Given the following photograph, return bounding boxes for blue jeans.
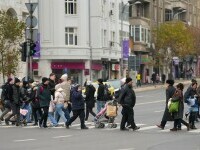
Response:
[21,103,32,122]
[55,104,67,123]
[96,101,106,114]
[48,112,58,126]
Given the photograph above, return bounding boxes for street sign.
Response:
[25,29,38,42]
[26,16,37,28]
[25,3,38,14]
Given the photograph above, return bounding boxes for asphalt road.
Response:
[0,84,200,150]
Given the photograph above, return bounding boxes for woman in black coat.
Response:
[85,81,96,121]
[157,79,176,129]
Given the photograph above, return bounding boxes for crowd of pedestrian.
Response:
[0,72,199,132]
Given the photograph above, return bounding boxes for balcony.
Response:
[171,1,187,10]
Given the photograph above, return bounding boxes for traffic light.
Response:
[30,41,36,56]
[20,42,27,62]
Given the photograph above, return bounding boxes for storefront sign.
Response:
[51,62,85,69]
[112,64,120,71]
[141,55,150,64]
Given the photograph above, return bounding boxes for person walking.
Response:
[65,84,88,129]
[118,77,140,131]
[56,74,71,122]
[53,85,68,124]
[48,73,56,99]
[151,72,156,86]
[0,78,14,123]
[38,77,51,128]
[96,79,106,113]
[30,82,42,126]
[170,83,190,131]
[156,79,176,129]
[84,81,96,121]
[5,78,21,126]
[184,81,198,129]
[136,73,141,87]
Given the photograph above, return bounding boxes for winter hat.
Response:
[42,77,49,83]
[60,74,68,81]
[97,79,103,84]
[7,78,13,83]
[166,79,174,86]
[15,78,20,84]
[126,77,132,84]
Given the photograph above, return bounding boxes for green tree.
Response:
[0,10,25,83]
[152,21,195,77]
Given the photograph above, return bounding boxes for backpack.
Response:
[1,84,8,102]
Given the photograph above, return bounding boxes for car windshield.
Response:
[107,79,121,89]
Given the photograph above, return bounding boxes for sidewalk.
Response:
[133,78,199,92]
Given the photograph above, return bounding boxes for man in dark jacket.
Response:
[38,77,51,128]
[5,78,21,126]
[66,84,88,129]
[0,78,14,122]
[48,73,56,99]
[157,79,176,129]
[85,81,96,121]
[96,79,106,113]
[119,77,140,131]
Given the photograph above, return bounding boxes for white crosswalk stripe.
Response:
[0,121,200,134]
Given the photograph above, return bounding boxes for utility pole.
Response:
[25,2,38,80]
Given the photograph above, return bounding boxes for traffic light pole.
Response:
[26,40,30,81]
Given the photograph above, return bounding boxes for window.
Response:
[65,0,77,14]
[65,27,77,45]
[103,30,107,47]
[134,25,140,41]
[111,31,115,47]
[131,25,150,43]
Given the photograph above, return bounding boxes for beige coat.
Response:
[60,81,71,102]
[54,88,66,104]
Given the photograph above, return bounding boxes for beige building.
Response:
[129,0,200,82]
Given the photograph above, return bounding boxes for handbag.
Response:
[106,105,117,117]
[168,98,179,113]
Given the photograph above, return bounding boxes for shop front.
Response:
[51,62,85,84]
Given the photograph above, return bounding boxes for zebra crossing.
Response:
[0,121,200,134]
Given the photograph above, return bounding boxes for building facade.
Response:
[129,0,200,82]
[36,0,130,84]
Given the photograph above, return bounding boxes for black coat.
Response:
[71,88,85,110]
[11,84,21,105]
[85,85,96,108]
[97,83,105,101]
[118,84,136,108]
[48,79,56,97]
[162,85,176,121]
[30,88,40,108]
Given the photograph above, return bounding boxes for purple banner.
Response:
[123,40,129,59]
[33,33,40,58]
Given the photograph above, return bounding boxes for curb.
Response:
[134,79,198,92]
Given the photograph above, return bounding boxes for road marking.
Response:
[14,139,36,142]
[139,125,157,131]
[154,110,164,113]
[189,129,200,133]
[52,135,72,139]
[136,100,165,106]
[117,148,135,150]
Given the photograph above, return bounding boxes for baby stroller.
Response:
[94,100,118,128]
